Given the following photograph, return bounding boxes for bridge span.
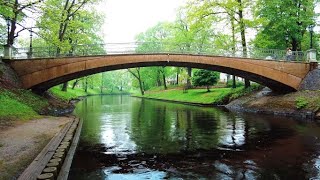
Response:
[1,43,318,93]
[6,53,317,93]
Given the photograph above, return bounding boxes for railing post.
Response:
[307,49,317,62]
[3,45,12,59]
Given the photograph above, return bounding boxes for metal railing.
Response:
[0,42,307,62]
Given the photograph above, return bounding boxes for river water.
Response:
[69,95,320,179]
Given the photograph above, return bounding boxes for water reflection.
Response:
[69,95,320,179]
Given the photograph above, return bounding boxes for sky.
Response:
[99,0,186,43]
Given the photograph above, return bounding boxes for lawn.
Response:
[134,88,232,104]
[0,88,47,121]
[134,84,261,105]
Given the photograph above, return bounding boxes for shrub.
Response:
[295,97,308,109]
[226,80,244,88]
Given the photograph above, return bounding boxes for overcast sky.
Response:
[99,0,186,43]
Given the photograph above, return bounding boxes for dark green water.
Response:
[69,95,320,179]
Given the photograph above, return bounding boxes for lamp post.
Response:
[285,34,289,47]
[6,18,10,42]
[28,28,33,58]
[308,24,315,49]
[4,18,12,59]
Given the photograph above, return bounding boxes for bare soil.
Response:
[226,88,320,119]
[0,116,72,180]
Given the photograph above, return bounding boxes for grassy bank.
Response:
[49,86,129,101]
[0,88,48,123]
[134,85,261,105]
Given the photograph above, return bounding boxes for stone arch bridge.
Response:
[5,53,317,93]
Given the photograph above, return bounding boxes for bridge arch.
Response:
[7,54,313,93]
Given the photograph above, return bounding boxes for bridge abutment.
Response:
[299,67,320,91]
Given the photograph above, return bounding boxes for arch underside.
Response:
[30,61,297,94]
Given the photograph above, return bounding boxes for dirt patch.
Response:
[0,116,72,180]
[226,88,320,119]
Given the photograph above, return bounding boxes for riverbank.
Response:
[133,85,261,106]
[226,88,320,120]
[49,86,130,102]
[0,116,72,179]
[133,86,320,120]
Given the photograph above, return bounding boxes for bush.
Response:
[295,97,308,109]
[226,80,244,88]
[229,84,261,101]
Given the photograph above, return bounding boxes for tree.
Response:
[38,0,104,91]
[171,8,215,89]
[253,0,317,51]
[192,69,220,92]
[186,0,255,88]
[128,68,144,95]
[0,0,44,46]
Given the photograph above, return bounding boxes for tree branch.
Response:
[18,0,44,12]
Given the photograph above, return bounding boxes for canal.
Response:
[69,95,320,179]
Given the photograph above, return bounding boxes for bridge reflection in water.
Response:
[69,95,320,180]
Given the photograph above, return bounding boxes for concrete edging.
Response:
[18,117,82,180]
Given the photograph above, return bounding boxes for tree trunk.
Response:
[72,79,79,89]
[237,0,250,88]
[176,68,180,85]
[157,69,162,86]
[186,67,192,89]
[85,77,88,93]
[238,0,247,57]
[61,82,68,91]
[226,74,230,84]
[140,80,144,95]
[230,12,237,89]
[128,68,144,95]
[291,38,299,51]
[207,85,210,92]
[100,73,104,94]
[162,71,167,90]
[245,79,250,88]
[119,81,123,91]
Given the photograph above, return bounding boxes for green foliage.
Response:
[192,69,220,91]
[226,80,244,88]
[253,0,316,50]
[135,88,234,104]
[0,0,41,45]
[37,0,104,54]
[50,86,88,101]
[49,84,130,101]
[295,97,309,109]
[0,88,48,120]
[134,84,261,105]
[228,84,261,101]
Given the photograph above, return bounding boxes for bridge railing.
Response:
[0,42,307,62]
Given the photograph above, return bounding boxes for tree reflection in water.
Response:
[70,95,320,180]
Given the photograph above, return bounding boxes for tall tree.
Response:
[38,0,104,91]
[253,0,317,51]
[186,0,255,88]
[0,0,43,46]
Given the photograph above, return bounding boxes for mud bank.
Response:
[226,88,320,120]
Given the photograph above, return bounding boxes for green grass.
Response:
[49,86,130,101]
[0,88,48,121]
[134,84,261,105]
[295,96,309,109]
[49,86,88,101]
